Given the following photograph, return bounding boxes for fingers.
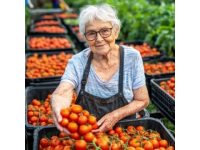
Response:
[55,108,62,123]
[97,116,106,127]
[52,108,71,135]
[92,116,110,133]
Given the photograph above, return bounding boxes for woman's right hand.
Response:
[50,81,75,135]
[51,101,71,135]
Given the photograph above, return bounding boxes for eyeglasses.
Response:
[84,28,113,41]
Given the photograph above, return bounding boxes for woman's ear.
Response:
[114,26,119,40]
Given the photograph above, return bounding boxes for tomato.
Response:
[28,111,34,118]
[115,126,123,134]
[82,110,90,117]
[40,115,48,123]
[74,140,87,150]
[63,146,71,150]
[107,129,115,135]
[135,126,145,131]
[79,125,89,135]
[92,122,98,130]
[143,141,153,150]
[61,140,68,146]
[68,122,78,133]
[120,135,129,143]
[40,138,49,147]
[50,136,59,140]
[87,124,92,132]
[50,139,60,147]
[166,146,175,150]
[83,132,94,142]
[71,105,83,114]
[69,113,78,122]
[97,138,109,150]
[159,140,168,148]
[31,116,38,123]
[60,108,70,118]
[70,132,80,140]
[150,139,159,148]
[135,147,145,150]
[129,139,140,148]
[59,118,69,127]
[54,145,64,150]
[59,132,66,138]
[77,115,88,125]
[111,143,119,150]
[88,115,97,125]
[127,147,136,150]
[46,146,54,150]
[40,122,47,126]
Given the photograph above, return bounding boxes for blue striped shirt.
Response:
[61,45,145,103]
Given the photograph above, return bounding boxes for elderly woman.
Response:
[51,4,149,134]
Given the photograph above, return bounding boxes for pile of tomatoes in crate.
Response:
[34,20,59,26]
[38,105,175,150]
[34,26,65,33]
[159,77,175,98]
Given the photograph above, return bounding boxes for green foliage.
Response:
[67,0,175,57]
[25,5,30,37]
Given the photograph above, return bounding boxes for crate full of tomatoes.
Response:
[33,104,175,150]
[143,56,175,98]
[150,77,175,124]
[26,35,75,52]
[25,85,77,133]
[118,41,165,60]
[25,51,74,83]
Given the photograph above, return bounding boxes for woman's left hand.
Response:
[92,111,121,133]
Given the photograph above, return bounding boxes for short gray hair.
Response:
[79,4,121,36]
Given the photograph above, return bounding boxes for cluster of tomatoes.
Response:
[144,61,175,75]
[71,26,79,32]
[42,15,55,19]
[159,77,175,98]
[119,42,161,58]
[26,52,73,78]
[27,93,77,126]
[35,20,60,26]
[27,94,53,126]
[34,26,65,33]
[38,105,175,150]
[54,13,78,19]
[28,37,72,49]
[59,105,98,135]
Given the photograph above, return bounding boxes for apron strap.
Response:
[118,46,124,96]
[81,51,93,91]
[80,46,124,95]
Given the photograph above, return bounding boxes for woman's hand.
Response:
[51,100,71,135]
[50,81,75,135]
[92,111,121,133]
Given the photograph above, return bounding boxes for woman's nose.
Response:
[96,32,103,42]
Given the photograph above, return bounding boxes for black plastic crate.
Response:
[144,56,175,98]
[26,35,75,53]
[117,40,165,60]
[33,117,174,150]
[150,77,175,124]
[25,85,57,134]
[31,17,62,27]
[27,81,149,119]
[25,51,75,84]
[30,24,68,35]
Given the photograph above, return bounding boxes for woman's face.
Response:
[84,19,119,56]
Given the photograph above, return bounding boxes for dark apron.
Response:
[75,46,136,120]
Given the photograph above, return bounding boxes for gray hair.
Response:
[79,4,121,36]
